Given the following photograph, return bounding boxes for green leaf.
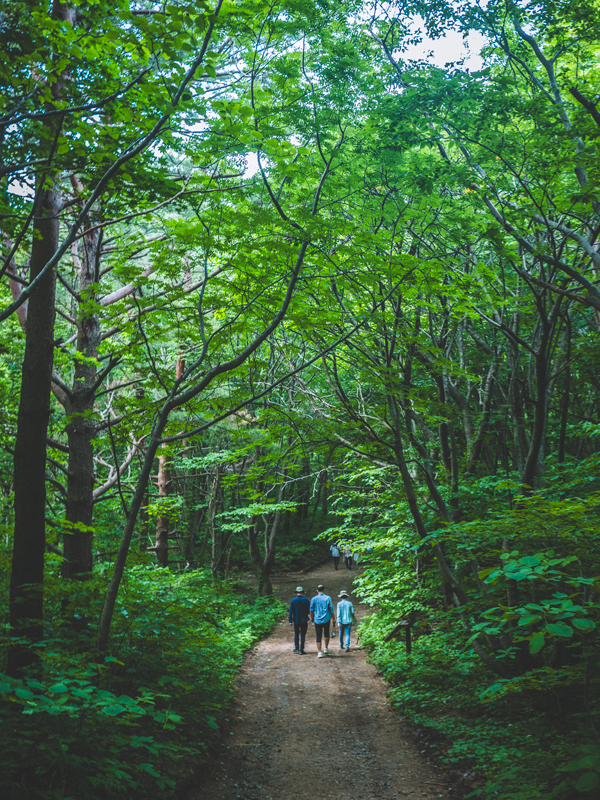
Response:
[529,633,545,654]
[15,687,34,701]
[517,614,541,626]
[546,622,573,637]
[48,684,69,694]
[572,619,596,632]
[581,746,600,757]
[520,556,540,567]
[576,772,599,792]
[138,763,161,778]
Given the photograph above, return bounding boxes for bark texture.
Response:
[62,210,101,578]
[8,187,60,674]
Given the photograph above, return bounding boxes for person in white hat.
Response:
[288,586,310,654]
[336,590,356,652]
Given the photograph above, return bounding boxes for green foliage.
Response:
[3,0,600,797]
[0,564,284,799]
[346,453,600,799]
[361,620,599,800]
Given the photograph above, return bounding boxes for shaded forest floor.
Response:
[185,562,456,800]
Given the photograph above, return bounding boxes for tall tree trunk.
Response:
[62,199,101,579]
[248,488,283,596]
[447,418,460,516]
[209,468,222,578]
[7,0,75,674]
[558,315,572,464]
[557,366,570,465]
[522,319,555,489]
[153,451,171,566]
[466,360,499,474]
[139,492,149,552]
[151,356,185,566]
[8,186,60,674]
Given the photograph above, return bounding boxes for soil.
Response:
[185,561,454,800]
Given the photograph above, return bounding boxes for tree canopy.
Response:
[1,0,600,797]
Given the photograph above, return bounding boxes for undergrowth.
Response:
[360,613,599,800]
[0,558,284,800]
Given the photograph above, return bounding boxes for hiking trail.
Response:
[186,561,454,800]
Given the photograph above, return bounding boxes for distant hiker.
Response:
[343,548,353,570]
[330,542,341,570]
[337,590,356,652]
[288,586,310,654]
[309,584,335,658]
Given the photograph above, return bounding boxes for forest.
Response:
[1,0,599,797]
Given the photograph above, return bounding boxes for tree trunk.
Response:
[558,316,572,464]
[209,468,222,577]
[466,360,499,474]
[62,209,102,579]
[139,492,149,551]
[558,366,570,464]
[321,467,328,517]
[248,519,265,592]
[522,330,551,490]
[151,354,186,566]
[153,451,171,566]
[7,0,75,674]
[8,186,60,674]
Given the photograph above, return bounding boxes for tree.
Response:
[2,0,225,672]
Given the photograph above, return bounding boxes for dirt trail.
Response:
[187,561,451,800]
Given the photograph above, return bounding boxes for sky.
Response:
[401,18,487,70]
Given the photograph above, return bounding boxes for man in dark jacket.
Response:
[288,586,310,654]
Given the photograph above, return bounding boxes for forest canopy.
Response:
[1,0,600,797]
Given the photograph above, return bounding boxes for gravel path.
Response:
[186,561,452,800]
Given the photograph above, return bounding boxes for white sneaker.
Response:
[323,647,329,654]
[317,652,324,658]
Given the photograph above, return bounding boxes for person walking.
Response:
[288,586,310,654]
[309,584,335,658]
[343,547,353,570]
[330,542,341,570]
[336,590,356,652]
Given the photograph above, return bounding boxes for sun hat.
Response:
[338,590,349,598]
[295,586,304,593]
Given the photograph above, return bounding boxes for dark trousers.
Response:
[294,622,308,651]
[333,556,339,570]
[345,557,353,570]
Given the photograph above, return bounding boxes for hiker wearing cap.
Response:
[330,542,341,570]
[288,586,310,654]
[309,584,335,658]
[337,590,356,652]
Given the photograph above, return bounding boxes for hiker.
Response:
[337,590,356,652]
[309,584,335,658]
[343,547,353,570]
[330,542,341,570]
[288,586,310,654]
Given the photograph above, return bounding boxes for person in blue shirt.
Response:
[309,584,335,658]
[288,586,310,654]
[330,542,341,570]
[336,589,356,652]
